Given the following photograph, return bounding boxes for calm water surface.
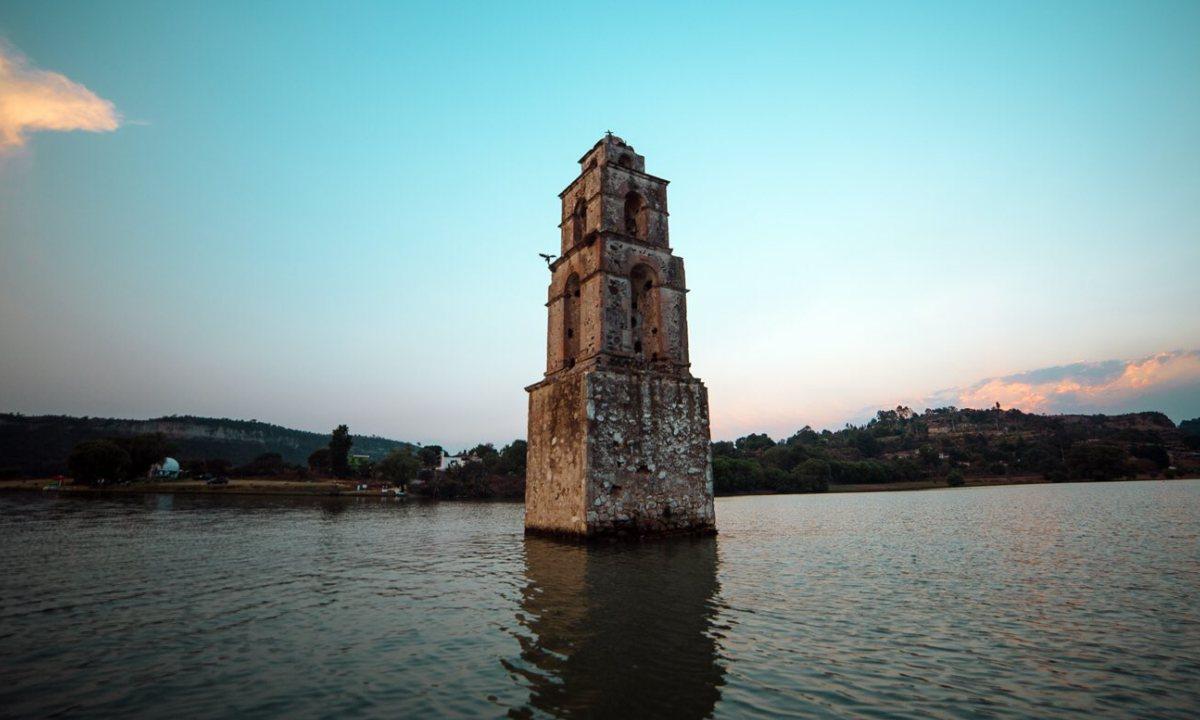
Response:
[1,481,1198,719]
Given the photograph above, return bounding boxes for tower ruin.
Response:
[525,135,716,539]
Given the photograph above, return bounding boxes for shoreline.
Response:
[2,473,1190,501]
[0,478,374,498]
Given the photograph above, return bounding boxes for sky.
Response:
[1,1,1198,448]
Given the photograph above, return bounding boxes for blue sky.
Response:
[1,1,1198,447]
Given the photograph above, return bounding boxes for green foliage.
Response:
[236,452,287,477]
[0,413,418,475]
[1066,443,1131,481]
[1129,443,1170,469]
[116,433,176,477]
[185,458,231,477]
[735,433,775,453]
[705,404,1189,496]
[713,457,764,493]
[794,457,831,492]
[947,468,965,487]
[418,445,444,468]
[329,425,353,478]
[496,440,527,477]
[406,439,526,499]
[917,445,938,466]
[307,447,330,474]
[377,449,422,488]
[785,426,821,446]
[468,443,500,472]
[711,441,737,458]
[68,440,131,484]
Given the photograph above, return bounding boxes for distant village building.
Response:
[438,452,475,471]
[524,135,715,539]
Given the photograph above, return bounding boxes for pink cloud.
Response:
[0,42,120,151]
[930,351,1200,416]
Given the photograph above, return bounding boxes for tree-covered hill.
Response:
[713,407,1200,494]
[0,414,415,477]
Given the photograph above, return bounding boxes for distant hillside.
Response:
[0,414,416,477]
[712,407,1200,494]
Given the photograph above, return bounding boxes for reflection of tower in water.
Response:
[506,537,724,718]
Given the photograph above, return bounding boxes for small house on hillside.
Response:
[439,452,477,471]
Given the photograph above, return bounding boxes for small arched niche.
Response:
[563,273,581,367]
[571,199,587,247]
[623,191,645,239]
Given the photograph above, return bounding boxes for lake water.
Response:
[1,481,1198,719]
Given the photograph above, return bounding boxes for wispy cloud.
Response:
[0,41,120,151]
[919,351,1200,418]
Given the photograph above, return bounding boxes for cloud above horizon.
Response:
[918,351,1200,420]
[0,42,120,151]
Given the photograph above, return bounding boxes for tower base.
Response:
[525,367,716,539]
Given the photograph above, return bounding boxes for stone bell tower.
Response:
[525,135,716,539]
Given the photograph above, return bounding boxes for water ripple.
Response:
[0,482,1197,718]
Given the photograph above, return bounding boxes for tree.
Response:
[68,440,131,484]
[735,433,775,454]
[947,468,965,487]
[497,440,527,477]
[237,453,286,477]
[793,458,831,492]
[329,425,353,478]
[186,458,231,477]
[918,445,939,467]
[1066,443,1129,481]
[308,447,331,475]
[377,449,421,489]
[785,426,820,446]
[468,443,500,471]
[711,440,738,459]
[117,433,176,477]
[418,445,444,468]
[713,457,764,493]
[1129,443,1170,470]
[850,429,881,458]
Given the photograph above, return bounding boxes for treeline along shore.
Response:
[2,407,1199,499]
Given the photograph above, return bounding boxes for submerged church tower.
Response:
[525,135,716,538]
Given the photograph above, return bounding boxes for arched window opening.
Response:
[563,273,581,367]
[624,191,644,239]
[571,199,586,247]
[629,264,659,361]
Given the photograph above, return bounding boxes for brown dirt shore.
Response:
[0,473,1111,498]
[721,473,1190,498]
[2,474,1188,500]
[0,478,395,498]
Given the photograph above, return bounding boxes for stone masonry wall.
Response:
[583,369,715,536]
[525,373,589,535]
